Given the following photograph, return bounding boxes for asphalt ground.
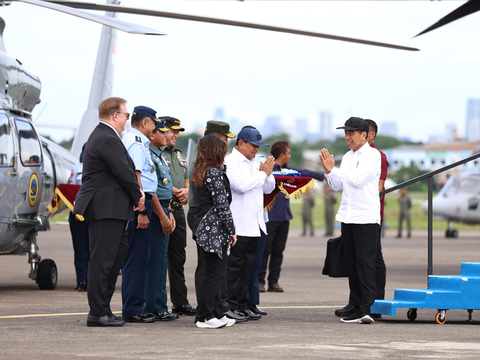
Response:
[1,223,480,359]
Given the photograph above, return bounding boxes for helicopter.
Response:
[422,171,480,239]
[0,0,477,290]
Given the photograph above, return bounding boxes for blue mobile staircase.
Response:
[370,262,480,324]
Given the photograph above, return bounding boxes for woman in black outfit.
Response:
[192,135,237,329]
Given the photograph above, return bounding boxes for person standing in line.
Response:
[323,186,336,237]
[397,187,412,238]
[319,116,380,324]
[301,192,315,237]
[160,116,196,316]
[334,119,388,319]
[144,118,178,321]
[225,126,275,321]
[68,143,89,292]
[258,141,324,293]
[192,135,237,328]
[74,97,144,327]
[121,106,162,324]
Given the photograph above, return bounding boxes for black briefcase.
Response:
[322,236,348,278]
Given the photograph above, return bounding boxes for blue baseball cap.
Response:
[155,119,170,133]
[237,127,269,147]
[132,106,157,121]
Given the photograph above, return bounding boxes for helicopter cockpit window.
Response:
[15,119,42,166]
[0,113,14,167]
[457,177,480,195]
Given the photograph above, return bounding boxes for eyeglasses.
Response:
[116,112,130,119]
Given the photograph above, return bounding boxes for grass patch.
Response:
[289,191,480,231]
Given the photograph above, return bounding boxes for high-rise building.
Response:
[295,118,308,141]
[213,107,225,122]
[445,123,457,143]
[466,99,480,142]
[262,116,283,137]
[380,121,398,138]
[318,111,333,141]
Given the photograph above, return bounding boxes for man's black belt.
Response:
[145,193,154,201]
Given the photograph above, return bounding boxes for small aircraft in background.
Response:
[422,172,480,238]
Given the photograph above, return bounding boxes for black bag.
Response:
[322,236,348,278]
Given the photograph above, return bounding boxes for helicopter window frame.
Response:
[14,118,42,167]
[0,112,15,168]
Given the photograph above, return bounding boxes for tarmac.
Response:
[1,223,480,359]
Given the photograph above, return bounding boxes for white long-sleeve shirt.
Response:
[326,142,381,225]
[225,148,275,237]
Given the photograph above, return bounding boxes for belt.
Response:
[160,199,171,206]
[171,201,183,208]
[145,192,154,201]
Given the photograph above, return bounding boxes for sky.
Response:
[2,0,480,143]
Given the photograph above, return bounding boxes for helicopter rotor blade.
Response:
[40,0,418,51]
[415,0,480,37]
[16,0,166,35]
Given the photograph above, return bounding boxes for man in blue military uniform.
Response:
[160,116,196,316]
[144,119,178,321]
[122,106,163,323]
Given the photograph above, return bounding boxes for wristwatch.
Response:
[136,209,148,216]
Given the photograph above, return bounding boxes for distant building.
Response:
[318,111,333,141]
[380,121,398,138]
[262,116,283,137]
[466,99,480,142]
[213,107,225,122]
[445,123,458,143]
[295,118,308,142]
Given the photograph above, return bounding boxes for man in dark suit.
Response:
[74,97,144,327]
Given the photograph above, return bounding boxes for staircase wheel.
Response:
[436,312,446,325]
[407,309,417,321]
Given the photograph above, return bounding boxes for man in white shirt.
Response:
[225,126,275,321]
[319,117,381,324]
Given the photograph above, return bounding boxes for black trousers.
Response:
[342,222,378,314]
[189,207,229,312]
[258,221,289,285]
[85,202,128,317]
[197,244,228,322]
[227,235,259,312]
[348,223,386,304]
[168,207,189,306]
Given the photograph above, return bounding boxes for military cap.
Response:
[205,120,236,138]
[132,105,157,121]
[160,116,185,132]
[155,119,170,133]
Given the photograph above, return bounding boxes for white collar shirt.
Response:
[225,147,275,237]
[326,142,381,224]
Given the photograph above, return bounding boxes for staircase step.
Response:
[461,262,480,277]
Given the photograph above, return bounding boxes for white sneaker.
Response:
[195,317,227,329]
[360,315,374,324]
[218,316,235,327]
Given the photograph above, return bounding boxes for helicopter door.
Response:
[0,112,16,224]
[14,118,43,216]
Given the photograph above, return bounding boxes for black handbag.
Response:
[322,236,348,278]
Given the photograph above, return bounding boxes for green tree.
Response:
[391,165,429,191]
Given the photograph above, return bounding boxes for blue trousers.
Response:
[144,202,170,313]
[68,211,90,284]
[248,230,267,305]
[122,199,152,318]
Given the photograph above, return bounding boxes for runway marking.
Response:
[0,306,338,319]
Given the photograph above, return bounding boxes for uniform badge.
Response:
[152,165,155,173]
[163,178,168,186]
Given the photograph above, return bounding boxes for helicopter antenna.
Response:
[33,102,47,124]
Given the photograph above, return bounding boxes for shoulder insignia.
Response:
[135,136,142,143]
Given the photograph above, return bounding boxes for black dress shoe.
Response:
[224,309,248,322]
[108,311,123,321]
[152,311,179,321]
[250,305,267,316]
[124,313,156,323]
[242,309,262,320]
[87,314,125,327]
[172,304,197,316]
[77,280,87,292]
[334,304,355,318]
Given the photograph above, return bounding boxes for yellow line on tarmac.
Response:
[0,306,338,319]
